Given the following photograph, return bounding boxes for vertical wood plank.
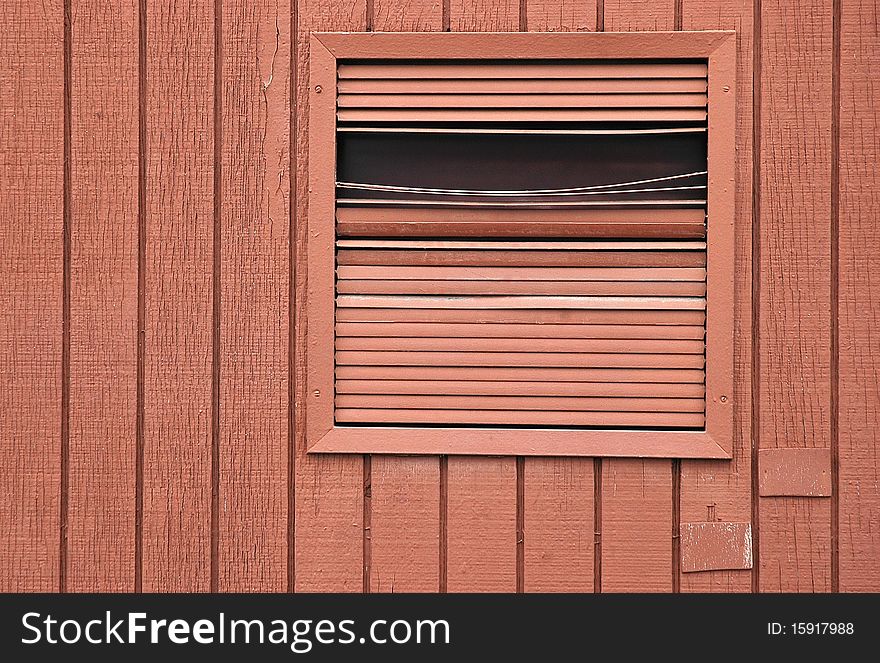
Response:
[0,0,63,592]
[370,456,440,592]
[142,0,214,591]
[366,0,443,594]
[294,0,367,592]
[442,0,519,595]
[603,0,674,31]
[600,0,675,594]
[759,0,833,593]
[521,0,596,595]
[449,0,519,32]
[602,459,673,592]
[374,0,442,30]
[218,0,291,592]
[67,0,138,591]
[678,0,753,593]
[838,0,880,592]
[526,0,597,31]
[524,458,594,592]
[447,457,517,592]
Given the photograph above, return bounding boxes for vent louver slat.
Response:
[334,410,706,427]
[337,62,709,79]
[338,78,709,94]
[335,366,706,383]
[335,207,707,239]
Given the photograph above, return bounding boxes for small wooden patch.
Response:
[680,522,752,573]
[759,448,832,497]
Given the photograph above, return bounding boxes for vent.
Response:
[331,57,710,431]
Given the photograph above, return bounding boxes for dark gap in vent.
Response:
[337,131,707,203]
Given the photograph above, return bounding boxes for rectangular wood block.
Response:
[759,448,832,497]
[680,522,752,573]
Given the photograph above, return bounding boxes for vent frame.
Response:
[306,31,736,459]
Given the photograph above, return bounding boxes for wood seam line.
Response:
[750,0,763,594]
[442,0,450,32]
[365,0,374,32]
[210,0,223,594]
[287,0,298,595]
[674,0,683,31]
[439,455,448,593]
[830,0,841,594]
[135,0,148,594]
[596,0,604,33]
[593,457,602,593]
[60,0,72,594]
[672,459,681,592]
[516,456,525,593]
[519,0,527,32]
[362,456,372,593]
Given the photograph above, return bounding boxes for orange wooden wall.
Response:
[1,0,877,593]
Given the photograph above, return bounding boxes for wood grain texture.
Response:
[601,459,673,592]
[678,0,753,593]
[142,0,214,591]
[218,0,290,592]
[67,0,138,592]
[524,458,594,592]
[449,0,519,31]
[759,448,832,497]
[365,0,442,595]
[373,0,442,31]
[680,522,752,573]
[599,0,675,594]
[5,0,876,596]
[370,456,440,592]
[603,0,674,31]
[293,0,366,591]
[758,0,832,593]
[526,0,596,32]
[0,0,63,592]
[447,457,517,592]
[838,0,880,591]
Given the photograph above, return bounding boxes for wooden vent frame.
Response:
[306,32,736,459]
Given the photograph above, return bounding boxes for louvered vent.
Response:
[333,59,709,430]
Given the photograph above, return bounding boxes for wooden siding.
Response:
[1,0,877,593]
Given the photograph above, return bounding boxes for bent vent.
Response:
[333,58,710,431]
